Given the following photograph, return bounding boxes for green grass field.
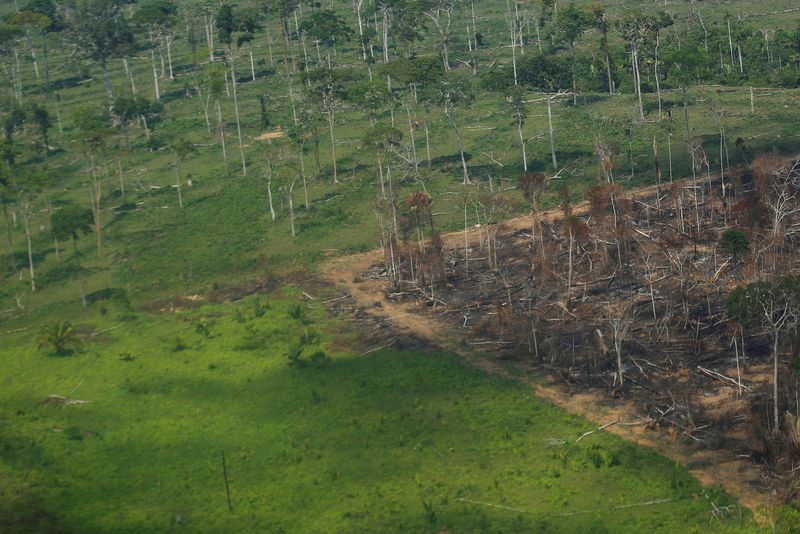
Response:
[1,291,757,533]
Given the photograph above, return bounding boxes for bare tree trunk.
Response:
[100,59,113,101]
[546,95,557,168]
[267,171,276,220]
[327,108,338,183]
[298,141,309,209]
[175,160,183,208]
[774,330,780,431]
[423,109,432,170]
[517,118,527,171]
[289,179,296,237]
[654,34,662,120]
[567,230,574,302]
[405,102,419,174]
[118,159,125,199]
[151,48,161,100]
[382,8,389,63]
[230,56,247,175]
[166,36,175,79]
[123,57,137,95]
[447,112,470,185]
[215,98,229,174]
[249,45,256,81]
[632,49,644,119]
[22,205,35,292]
[92,176,102,258]
[507,0,518,85]
[265,25,274,65]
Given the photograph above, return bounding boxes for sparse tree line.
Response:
[0,0,799,307]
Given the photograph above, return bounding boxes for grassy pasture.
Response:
[0,292,755,532]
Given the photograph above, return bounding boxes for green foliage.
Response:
[517,53,572,92]
[50,205,93,243]
[171,335,188,352]
[719,229,749,256]
[299,9,353,49]
[288,303,309,323]
[193,318,213,338]
[252,296,270,318]
[727,275,800,327]
[68,0,135,66]
[36,321,81,356]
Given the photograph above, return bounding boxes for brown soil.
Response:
[253,130,286,141]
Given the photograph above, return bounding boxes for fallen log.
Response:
[696,366,750,391]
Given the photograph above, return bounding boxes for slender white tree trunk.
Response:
[289,179,297,237]
[151,48,161,100]
[22,205,35,292]
[166,36,175,80]
[546,95,557,168]
[230,57,247,175]
[215,98,229,174]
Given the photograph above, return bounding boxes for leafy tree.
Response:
[51,205,93,262]
[728,276,800,431]
[132,0,178,98]
[37,321,82,356]
[588,2,615,94]
[303,66,357,183]
[719,229,749,257]
[421,0,460,71]
[362,124,403,198]
[664,43,706,147]
[9,10,53,89]
[170,138,196,208]
[556,3,593,104]
[68,0,136,100]
[299,9,353,64]
[518,53,571,92]
[216,3,248,174]
[0,24,23,101]
[429,73,474,185]
[28,102,51,155]
[233,6,263,81]
[288,103,324,178]
[346,79,391,125]
[1,103,25,158]
[112,94,162,147]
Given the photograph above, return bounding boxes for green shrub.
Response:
[252,297,270,318]
[719,229,749,256]
[288,304,309,324]
[171,336,188,352]
[36,321,82,356]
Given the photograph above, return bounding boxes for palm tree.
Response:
[37,321,82,356]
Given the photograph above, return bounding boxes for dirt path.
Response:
[320,184,771,516]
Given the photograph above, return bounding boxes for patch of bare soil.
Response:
[253,130,286,141]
